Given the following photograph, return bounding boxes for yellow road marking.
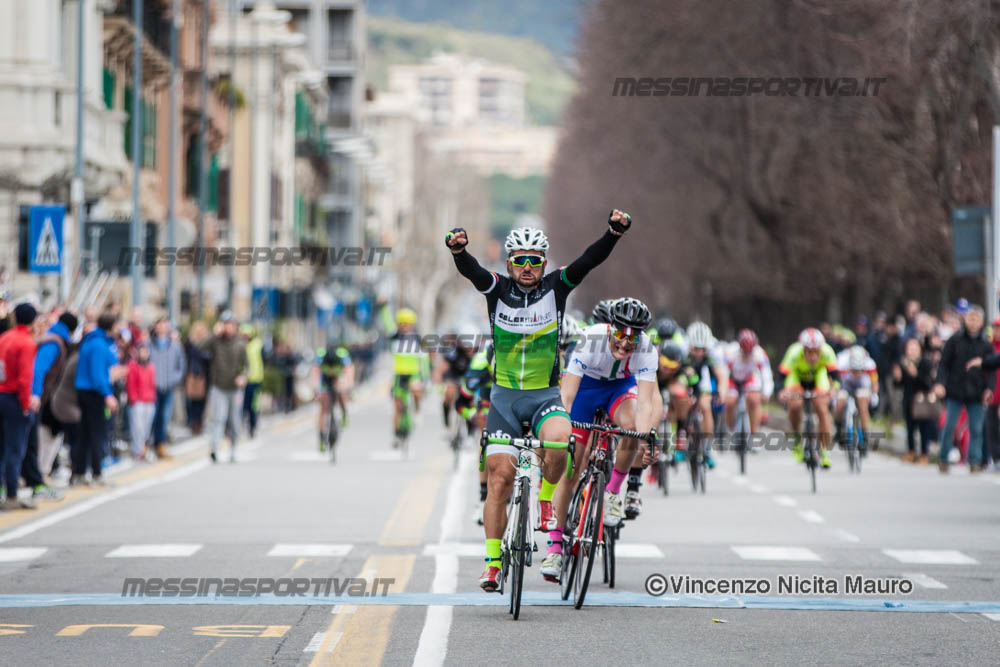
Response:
[56,624,164,637]
[307,555,415,666]
[378,454,449,547]
[194,639,228,667]
[311,450,447,664]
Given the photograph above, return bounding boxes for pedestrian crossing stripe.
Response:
[732,546,821,561]
[105,544,202,558]
[267,544,353,557]
[882,550,978,565]
[0,547,47,562]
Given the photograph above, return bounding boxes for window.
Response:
[419,76,452,126]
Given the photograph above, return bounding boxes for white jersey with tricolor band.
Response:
[566,324,658,382]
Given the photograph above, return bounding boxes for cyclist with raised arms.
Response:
[551,298,661,579]
[446,210,631,592]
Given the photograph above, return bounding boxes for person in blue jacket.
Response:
[73,312,120,485]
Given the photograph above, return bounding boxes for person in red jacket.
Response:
[0,303,39,511]
[126,342,156,461]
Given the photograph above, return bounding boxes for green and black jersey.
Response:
[452,229,621,391]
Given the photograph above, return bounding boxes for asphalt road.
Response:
[2,381,1000,666]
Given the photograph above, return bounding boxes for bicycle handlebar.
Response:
[479,433,576,478]
[571,420,658,443]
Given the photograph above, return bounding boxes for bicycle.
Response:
[563,410,655,608]
[732,387,749,475]
[393,382,414,457]
[687,401,706,494]
[480,426,573,620]
[797,390,820,493]
[842,393,863,474]
[319,391,340,463]
[654,406,675,497]
[448,406,466,470]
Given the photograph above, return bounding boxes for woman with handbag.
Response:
[894,337,938,464]
[184,321,211,435]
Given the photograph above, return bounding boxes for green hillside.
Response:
[367,17,575,126]
[367,0,587,56]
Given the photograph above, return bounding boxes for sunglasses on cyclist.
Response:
[611,326,640,343]
[509,254,545,267]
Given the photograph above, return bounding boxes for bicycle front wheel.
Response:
[511,478,529,620]
[573,471,605,609]
[560,469,589,601]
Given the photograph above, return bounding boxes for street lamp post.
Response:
[130,0,144,307]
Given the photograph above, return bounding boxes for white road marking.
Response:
[0,418,311,546]
[904,573,948,589]
[267,544,353,557]
[882,549,978,565]
[330,604,357,615]
[369,451,407,462]
[730,477,749,487]
[303,631,343,653]
[749,484,768,493]
[982,613,1000,621]
[105,543,202,558]
[772,495,797,507]
[0,459,209,545]
[732,546,821,561]
[833,529,861,543]
[413,449,473,667]
[613,543,665,559]
[289,452,330,462]
[797,510,825,524]
[0,547,47,562]
[422,543,483,557]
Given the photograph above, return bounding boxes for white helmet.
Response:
[848,345,868,371]
[686,321,713,348]
[505,227,549,255]
[559,316,582,347]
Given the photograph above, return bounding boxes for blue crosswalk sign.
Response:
[29,205,65,274]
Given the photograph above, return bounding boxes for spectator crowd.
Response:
[822,298,1000,473]
[0,297,330,512]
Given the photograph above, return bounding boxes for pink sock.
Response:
[548,527,563,554]
[607,468,628,494]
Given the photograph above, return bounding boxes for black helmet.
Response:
[610,297,652,330]
[660,340,684,364]
[591,299,617,325]
[657,317,679,340]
